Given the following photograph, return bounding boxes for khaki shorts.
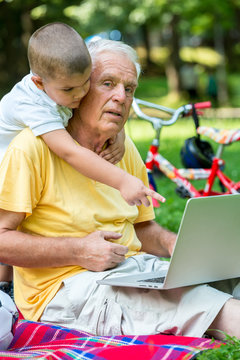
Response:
[41,254,235,337]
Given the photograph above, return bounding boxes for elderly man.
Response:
[0,39,239,340]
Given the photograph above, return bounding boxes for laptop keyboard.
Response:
[138,276,165,284]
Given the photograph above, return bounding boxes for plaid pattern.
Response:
[0,319,221,360]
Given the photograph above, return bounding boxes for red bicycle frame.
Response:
[132,98,240,207]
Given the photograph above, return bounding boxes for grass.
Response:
[196,333,240,359]
[135,76,169,104]
[126,116,240,233]
[134,72,240,108]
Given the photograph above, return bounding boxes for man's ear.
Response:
[31,75,44,90]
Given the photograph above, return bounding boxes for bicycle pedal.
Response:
[175,186,191,198]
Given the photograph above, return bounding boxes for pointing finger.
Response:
[146,189,166,203]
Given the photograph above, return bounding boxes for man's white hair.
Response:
[87,39,141,78]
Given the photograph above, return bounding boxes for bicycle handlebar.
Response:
[132,98,211,129]
[194,101,212,109]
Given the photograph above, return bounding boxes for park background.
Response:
[1,0,240,232]
[2,0,240,105]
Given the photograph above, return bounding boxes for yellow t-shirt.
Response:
[0,128,155,321]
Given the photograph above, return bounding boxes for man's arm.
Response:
[0,209,128,271]
[134,220,176,258]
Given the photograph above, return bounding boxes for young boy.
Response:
[0,22,165,291]
[0,22,164,206]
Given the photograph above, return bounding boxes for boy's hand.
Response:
[99,129,125,164]
[120,174,166,207]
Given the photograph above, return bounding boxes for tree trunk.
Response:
[0,3,35,96]
[140,23,158,73]
[164,14,182,96]
[214,23,229,106]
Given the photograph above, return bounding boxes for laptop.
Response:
[97,194,240,290]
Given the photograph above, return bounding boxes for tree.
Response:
[1,0,240,104]
[0,0,83,95]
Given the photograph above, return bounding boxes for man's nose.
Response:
[112,84,126,103]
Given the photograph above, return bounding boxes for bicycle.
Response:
[131,97,240,207]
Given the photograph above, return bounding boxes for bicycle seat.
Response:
[197,126,240,144]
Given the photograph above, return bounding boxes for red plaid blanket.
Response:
[0,319,220,360]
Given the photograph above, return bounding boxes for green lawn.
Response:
[126,116,240,233]
[134,72,240,108]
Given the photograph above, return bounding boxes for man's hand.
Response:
[77,231,128,271]
[119,173,166,207]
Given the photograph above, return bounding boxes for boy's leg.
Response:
[0,264,13,298]
[0,264,13,282]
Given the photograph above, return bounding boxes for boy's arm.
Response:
[41,129,165,207]
[99,128,125,164]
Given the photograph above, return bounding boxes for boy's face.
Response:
[32,65,92,109]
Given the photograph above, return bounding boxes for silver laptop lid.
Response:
[164,194,240,289]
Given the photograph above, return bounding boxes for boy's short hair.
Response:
[28,22,91,80]
[87,39,141,79]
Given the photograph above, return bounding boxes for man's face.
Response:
[78,51,138,137]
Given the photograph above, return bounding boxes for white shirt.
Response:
[0,74,72,163]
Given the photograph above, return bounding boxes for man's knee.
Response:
[207,298,240,340]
